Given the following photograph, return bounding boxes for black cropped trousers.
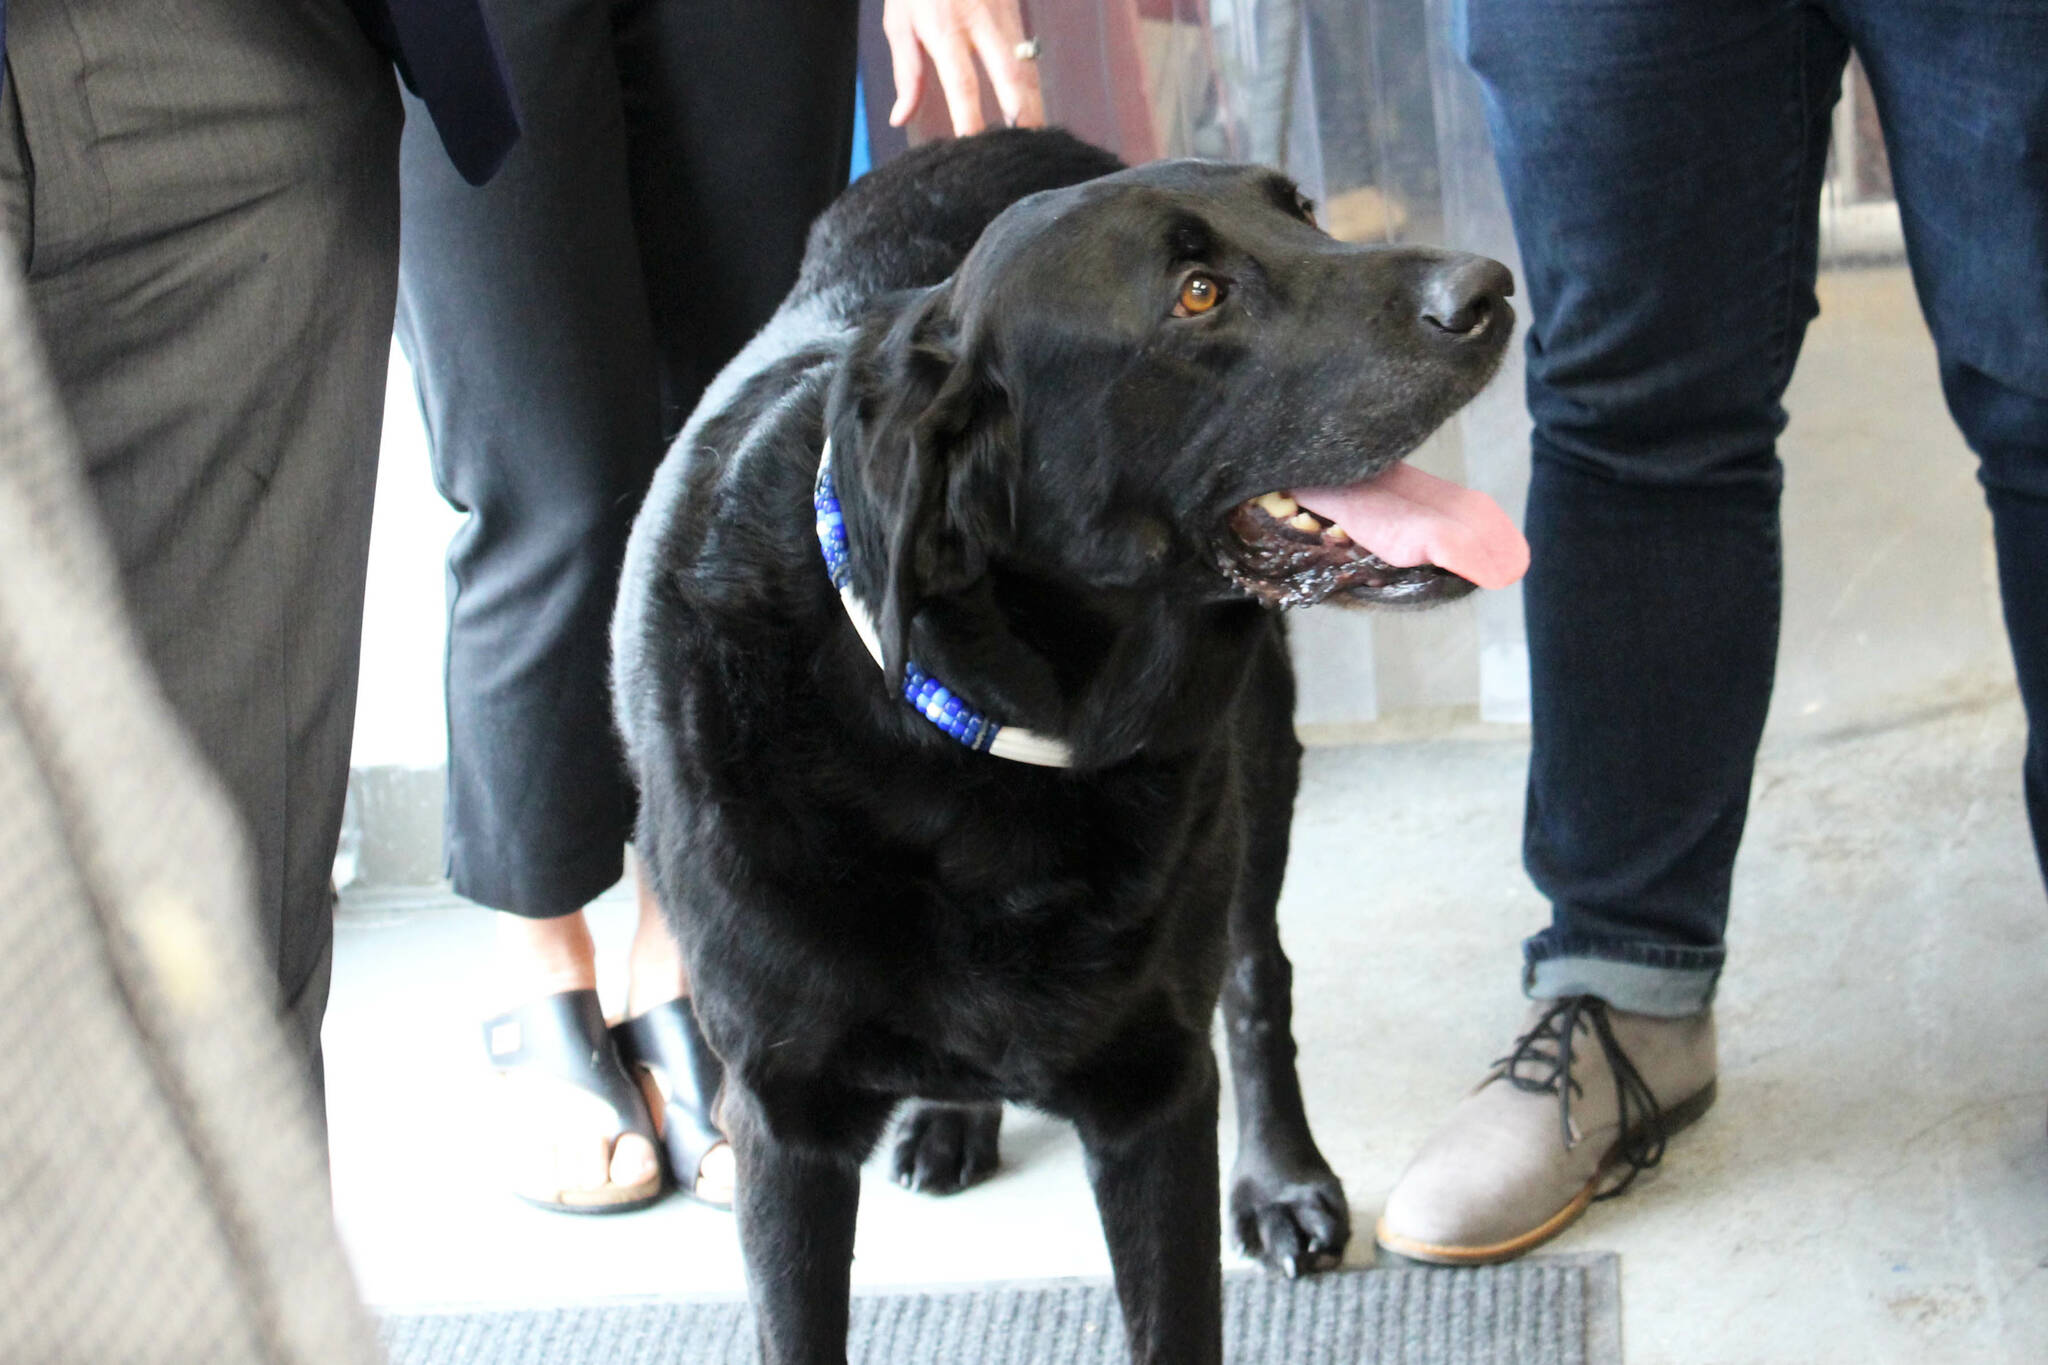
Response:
[395,0,858,916]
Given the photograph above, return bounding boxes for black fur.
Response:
[612,128,1511,1365]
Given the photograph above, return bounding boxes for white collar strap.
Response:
[812,440,1074,768]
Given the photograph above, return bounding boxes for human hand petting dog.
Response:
[883,0,1045,134]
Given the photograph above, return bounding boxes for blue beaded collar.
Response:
[813,440,1073,768]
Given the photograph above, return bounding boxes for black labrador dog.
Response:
[612,128,1520,1365]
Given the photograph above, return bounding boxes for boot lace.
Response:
[1494,996,1668,1199]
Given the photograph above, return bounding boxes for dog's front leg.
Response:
[1070,1043,1224,1365]
[1222,874,1350,1276]
[725,1086,868,1365]
[1224,661,1350,1277]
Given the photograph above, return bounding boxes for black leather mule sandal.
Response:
[612,998,734,1209]
[481,988,667,1214]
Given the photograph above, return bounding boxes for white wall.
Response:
[353,351,460,770]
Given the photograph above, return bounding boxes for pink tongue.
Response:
[1294,463,1530,590]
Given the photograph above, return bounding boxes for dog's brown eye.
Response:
[1174,274,1224,317]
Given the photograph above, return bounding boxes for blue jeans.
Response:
[1459,0,2048,1015]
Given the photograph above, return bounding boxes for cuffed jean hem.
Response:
[1523,949,1720,1019]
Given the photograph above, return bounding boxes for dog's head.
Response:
[829,157,1526,685]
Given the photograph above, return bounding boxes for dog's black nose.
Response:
[1419,255,1515,337]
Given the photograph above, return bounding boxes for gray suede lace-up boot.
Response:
[1375,996,1717,1265]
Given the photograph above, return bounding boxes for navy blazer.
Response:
[351,0,522,184]
[0,0,520,187]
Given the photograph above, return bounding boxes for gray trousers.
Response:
[0,246,382,1365]
[0,0,403,1082]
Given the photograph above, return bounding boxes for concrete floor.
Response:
[328,267,2048,1362]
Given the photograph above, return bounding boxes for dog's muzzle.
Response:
[1216,465,1529,608]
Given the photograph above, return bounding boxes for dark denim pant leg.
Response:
[1845,1,2048,890]
[1460,0,1852,1015]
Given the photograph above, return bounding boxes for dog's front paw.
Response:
[890,1102,1002,1195]
[1229,1160,1351,1279]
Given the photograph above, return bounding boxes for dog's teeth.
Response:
[1255,492,1299,519]
[1326,524,1351,543]
[1288,511,1322,533]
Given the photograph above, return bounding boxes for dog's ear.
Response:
[835,283,1018,690]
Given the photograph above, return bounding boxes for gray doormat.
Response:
[380,1255,1620,1365]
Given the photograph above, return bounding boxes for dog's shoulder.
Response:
[793,128,1124,307]
[611,331,840,762]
